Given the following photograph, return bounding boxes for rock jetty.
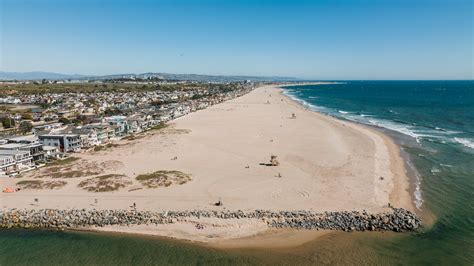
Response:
[0,208,421,232]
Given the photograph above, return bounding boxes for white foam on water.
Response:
[440,163,453,168]
[358,118,463,146]
[284,86,463,146]
[388,109,400,114]
[427,127,462,135]
[454,137,474,149]
[431,167,441,175]
[282,90,333,114]
[417,128,458,135]
[364,118,432,143]
[406,159,424,210]
[414,179,423,210]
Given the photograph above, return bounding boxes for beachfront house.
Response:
[0,143,45,163]
[125,118,141,134]
[0,155,16,176]
[0,150,34,174]
[135,117,152,131]
[43,145,61,159]
[104,116,128,137]
[69,127,100,148]
[38,134,81,153]
[2,135,45,163]
[82,124,115,143]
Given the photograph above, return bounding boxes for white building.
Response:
[38,134,81,152]
[43,145,60,159]
[0,155,16,176]
[0,150,34,174]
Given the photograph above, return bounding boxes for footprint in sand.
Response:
[271,189,282,199]
[296,190,310,198]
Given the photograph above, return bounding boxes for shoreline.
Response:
[0,208,421,248]
[1,84,419,248]
[280,84,440,228]
[278,84,426,217]
[276,85,415,212]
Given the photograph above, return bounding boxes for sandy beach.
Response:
[1,84,414,246]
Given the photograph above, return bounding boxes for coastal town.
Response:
[0,79,257,177]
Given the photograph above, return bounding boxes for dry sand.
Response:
[0,84,414,246]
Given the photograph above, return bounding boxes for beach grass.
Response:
[93,143,120,152]
[149,122,169,132]
[17,180,67,189]
[49,170,101,179]
[135,170,191,188]
[78,174,132,192]
[45,157,79,167]
[123,134,143,141]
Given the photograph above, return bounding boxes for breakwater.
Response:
[0,208,420,232]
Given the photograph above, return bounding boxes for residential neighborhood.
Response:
[0,80,257,176]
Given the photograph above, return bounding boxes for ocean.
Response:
[282,80,474,264]
[1,81,473,265]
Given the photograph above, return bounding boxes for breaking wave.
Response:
[454,137,474,150]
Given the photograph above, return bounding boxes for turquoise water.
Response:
[283,81,474,264]
[1,81,473,265]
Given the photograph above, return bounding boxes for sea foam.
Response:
[454,137,474,149]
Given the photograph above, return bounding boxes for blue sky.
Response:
[0,0,472,79]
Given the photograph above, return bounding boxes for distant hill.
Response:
[0,71,86,81]
[0,71,296,82]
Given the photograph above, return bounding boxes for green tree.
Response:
[19,121,33,134]
[1,117,15,128]
[21,113,33,120]
[104,108,121,116]
[40,102,50,109]
[58,117,71,125]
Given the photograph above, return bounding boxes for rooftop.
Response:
[6,135,39,143]
[0,149,30,156]
[0,143,26,149]
[39,134,79,138]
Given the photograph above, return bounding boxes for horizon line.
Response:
[0,70,472,81]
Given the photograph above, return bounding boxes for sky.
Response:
[0,0,472,79]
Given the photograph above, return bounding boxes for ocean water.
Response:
[1,81,473,265]
[283,81,474,264]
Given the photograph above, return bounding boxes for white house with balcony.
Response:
[0,150,34,174]
[0,155,16,176]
